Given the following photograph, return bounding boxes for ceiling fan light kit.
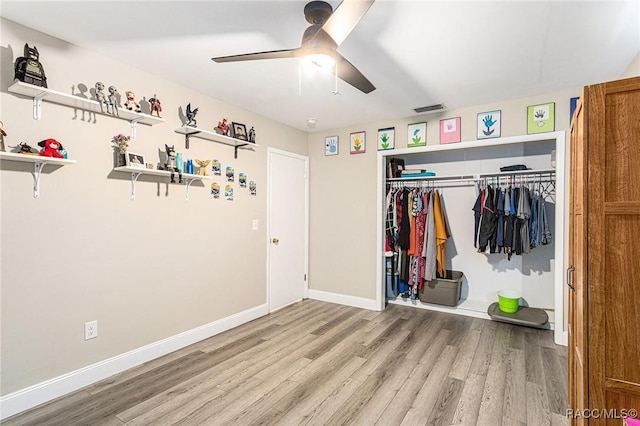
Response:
[211,0,376,94]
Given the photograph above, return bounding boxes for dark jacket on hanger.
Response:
[477,185,497,252]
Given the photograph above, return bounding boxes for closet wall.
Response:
[0,18,307,402]
[383,137,560,326]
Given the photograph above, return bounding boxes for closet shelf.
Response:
[113,166,212,201]
[173,126,258,158]
[8,81,165,138]
[387,168,556,182]
[0,151,77,198]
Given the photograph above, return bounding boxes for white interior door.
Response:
[267,148,308,312]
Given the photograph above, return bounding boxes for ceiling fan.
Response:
[212,0,376,94]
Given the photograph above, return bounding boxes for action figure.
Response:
[0,121,6,152]
[14,43,47,87]
[163,144,182,183]
[95,82,109,114]
[149,94,162,117]
[248,126,256,143]
[216,118,230,136]
[107,86,120,117]
[195,159,211,176]
[185,103,199,127]
[124,90,141,112]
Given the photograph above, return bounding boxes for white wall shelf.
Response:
[0,151,77,198]
[173,126,258,158]
[8,81,165,138]
[113,166,212,201]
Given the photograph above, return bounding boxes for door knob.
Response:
[271,238,279,245]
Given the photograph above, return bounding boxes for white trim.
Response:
[0,303,269,420]
[308,289,379,311]
[376,131,567,346]
[266,148,310,312]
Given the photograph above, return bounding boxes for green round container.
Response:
[498,290,520,313]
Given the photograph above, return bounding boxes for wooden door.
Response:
[568,89,589,425]
[587,77,640,424]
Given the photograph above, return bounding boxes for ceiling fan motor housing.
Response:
[304,1,333,25]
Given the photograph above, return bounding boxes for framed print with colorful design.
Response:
[377,127,395,150]
[439,117,461,144]
[325,135,339,156]
[570,97,579,125]
[477,110,501,139]
[350,131,366,154]
[527,102,555,134]
[407,122,426,147]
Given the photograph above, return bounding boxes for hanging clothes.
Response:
[477,185,497,253]
[423,190,437,281]
[433,190,450,277]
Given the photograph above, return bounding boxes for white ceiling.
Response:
[2,1,639,133]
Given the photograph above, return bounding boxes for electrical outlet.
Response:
[84,320,98,340]
[252,219,259,230]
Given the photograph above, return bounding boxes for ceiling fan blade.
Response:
[335,53,375,94]
[212,48,301,63]
[321,0,375,46]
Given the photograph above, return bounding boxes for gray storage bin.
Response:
[418,270,463,306]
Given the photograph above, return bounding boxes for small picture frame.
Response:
[378,127,395,150]
[350,131,366,154]
[231,122,248,140]
[325,135,339,156]
[527,102,555,134]
[477,110,501,139]
[407,122,427,147]
[440,117,461,144]
[125,151,145,167]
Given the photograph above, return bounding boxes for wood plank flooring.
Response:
[3,300,568,425]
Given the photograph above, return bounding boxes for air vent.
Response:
[414,103,446,114]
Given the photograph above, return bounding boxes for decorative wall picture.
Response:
[350,131,366,154]
[439,117,461,144]
[125,151,145,167]
[570,97,579,125]
[477,110,501,139]
[527,102,555,134]
[211,159,221,175]
[249,181,257,195]
[325,135,339,156]
[232,122,248,140]
[211,182,220,199]
[224,184,233,201]
[407,122,427,147]
[226,166,234,182]
[377,127,395,150]
[239,172,247,188]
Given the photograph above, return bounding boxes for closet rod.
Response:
[387,168,556,182]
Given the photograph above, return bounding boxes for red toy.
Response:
[38,138,64,158]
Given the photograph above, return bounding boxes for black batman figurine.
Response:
[14,43,47,88]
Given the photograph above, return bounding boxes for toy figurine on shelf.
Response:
[149,94,162,117]
[95,82,109,114]
[216,118,230,136]
[195,159,211,176]
[163,144,182,183]
[38,138,64,158]
[17,142,37,155]
[124,90,141,112]
[0,121,7,152]
[185,103,199,127]
[107,86,120,117]
[248,126,256,143]
[14,43,47,88]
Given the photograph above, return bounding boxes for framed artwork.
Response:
[350,131,366,154]
[440,117,461,144]
[570,97,579,125]
[325,135,339,156]
[407,122,427,147]
[231,122,248,140]
[125,151,145,167]
[527,102,555,134]
[477,110,501,139]
[377,127,395,150]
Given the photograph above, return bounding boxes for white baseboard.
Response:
[307,289,378,311]
[0,303,269,420]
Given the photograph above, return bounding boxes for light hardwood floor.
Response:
[3,300,568,425]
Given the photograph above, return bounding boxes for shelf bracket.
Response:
[130,171,142,201]
[33,92,46,120]
[234,143,248,159]
[185,133,190,150]
[184,178,196,202]
[32,162,45,198]
[129,118,141,139]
